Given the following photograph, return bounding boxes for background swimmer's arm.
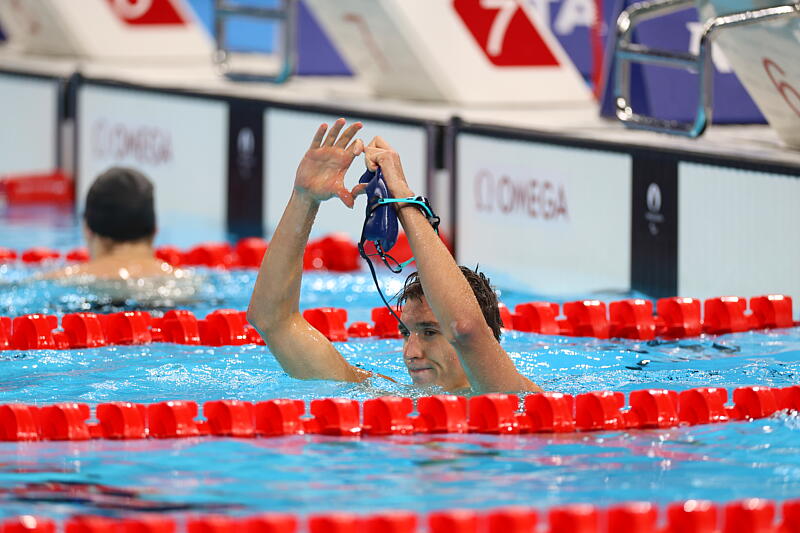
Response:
[365,137,542,394]
[247,119,369,383]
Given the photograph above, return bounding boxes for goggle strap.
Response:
[377,198,438,228]
[359,241,409,333]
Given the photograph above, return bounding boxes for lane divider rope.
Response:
[0,385,798,441]
[0,292,796,351]
[0,497,798,532]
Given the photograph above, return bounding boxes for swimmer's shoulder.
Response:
[47,258,181,281]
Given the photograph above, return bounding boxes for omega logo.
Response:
[474,169,569,220]
[236,127,257,179]
[645,182,664,236]
[92,119,173,166]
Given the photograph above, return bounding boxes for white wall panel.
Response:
[0,74,58,175]
[678,162,800,303]
[457,134,632,293]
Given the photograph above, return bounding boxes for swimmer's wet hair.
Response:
[84,167,156,242]
[396,266,503,340]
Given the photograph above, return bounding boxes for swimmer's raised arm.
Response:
[247,119,370,382]
[363,137,541,393]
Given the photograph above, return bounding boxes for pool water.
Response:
[0,207,799,519]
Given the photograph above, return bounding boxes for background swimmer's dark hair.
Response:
[84,167,156,242]
[396,266,503,340]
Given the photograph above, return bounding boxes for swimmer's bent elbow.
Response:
[246,305,284,335]
[448,317,493,347]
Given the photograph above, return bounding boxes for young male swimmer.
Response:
[247,119,542,394]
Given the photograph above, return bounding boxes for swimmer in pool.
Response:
[49,167,199,306]
[247,119,541,393]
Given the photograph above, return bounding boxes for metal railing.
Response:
[213,0,298,83]
[613,0,800,136]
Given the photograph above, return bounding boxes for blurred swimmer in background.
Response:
[49,167,200,307]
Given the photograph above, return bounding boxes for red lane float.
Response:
[484,508,538,533]
[65,516,117,533]
[11,314,57,350]
[0,317,10,350]
[428,510,478,533]
[235,237,269,268]
[372,307,402,339]
[95,402,147,439]
[657,297,703,338]
[607,502,658,533]
[0,248,17,263]
[750,294,794,329]
[200,310,248,346]
[704,296,755,335]
[155,245,184,266]
[62,313,107,348]
[0,404,40,441]
[1,385,798,442]
[666,500,718,533]
[362,396,414,436]
[107,311,152,345]
[361,512,417,533]
[65,248,90,263]
[116,517,176,533]
[548,504,599,533]
[162,310,201,345]
[1,517,57,533]
[609,299,656,340]
[3,499,800,533]
[303,308,348,342]
[254,399,307,437]
[563,300,610,338]
[512,302,561,335]
[20,247,60,264]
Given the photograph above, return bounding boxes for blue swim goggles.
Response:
[357,168,440,327]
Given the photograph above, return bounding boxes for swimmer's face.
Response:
[400,297,469,391]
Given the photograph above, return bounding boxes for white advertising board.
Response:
[264,108,429,241]
[77,84,228,229]
[678,162,800,304]
[0,73,58,175]
[456,134,632,293]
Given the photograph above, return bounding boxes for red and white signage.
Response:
[305,0,591,104]
[0,0,211,61]
[105,0,187,26]
[453,0,560,67]
[456,134,632,293]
